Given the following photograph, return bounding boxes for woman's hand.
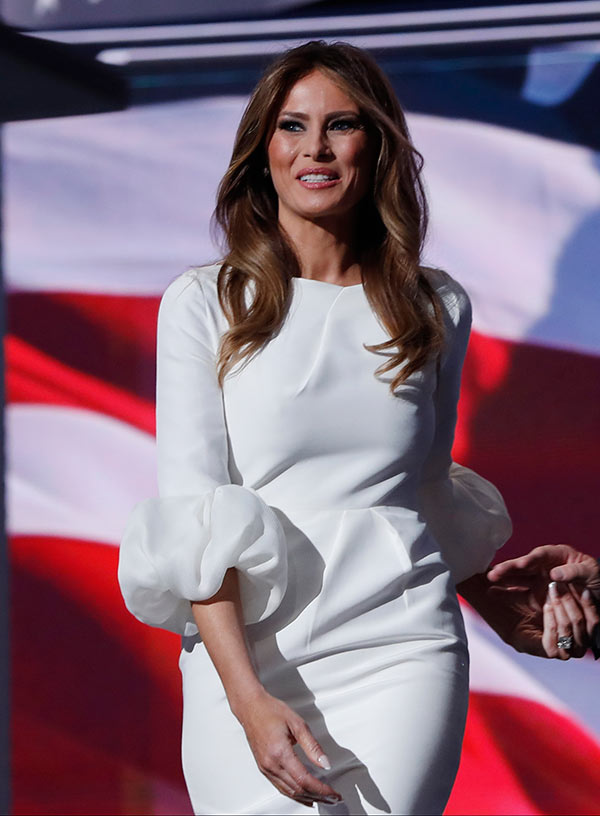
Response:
[456,572,594,658]
[540,580,599,660]
[231,688,343,808]
[488,544,600,600]
[488,544,600,658]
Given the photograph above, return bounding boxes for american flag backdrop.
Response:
[4,38,600,815]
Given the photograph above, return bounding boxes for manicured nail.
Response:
[548,581,558,599]
[322,795,343,804]
[582,589,592,602]
[318,754,332,770]
[553,568,565,580]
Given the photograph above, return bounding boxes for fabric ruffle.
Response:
[118,483,288,636]
[419,462,512,584]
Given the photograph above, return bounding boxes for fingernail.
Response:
[318,754,332,770]
[548,581,558,599]
[553,569,565,580]
[583,589,592,601]
[322,795,343,804]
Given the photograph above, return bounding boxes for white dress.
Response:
[118,263,512,816]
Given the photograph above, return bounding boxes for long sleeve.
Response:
[117,269,288,636]
[417,271,512,584]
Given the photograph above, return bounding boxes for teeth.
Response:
[300,174,336,182]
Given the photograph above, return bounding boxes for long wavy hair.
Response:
[211,40,446,394]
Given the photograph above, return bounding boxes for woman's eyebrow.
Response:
[278,109,360,120]
[278,111,309,119]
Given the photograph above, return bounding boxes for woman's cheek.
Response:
[268,135,298,168]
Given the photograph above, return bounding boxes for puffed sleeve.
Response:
[117,269,288,636]
[417,271,512,584]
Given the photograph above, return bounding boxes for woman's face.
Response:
[267,69,374,224]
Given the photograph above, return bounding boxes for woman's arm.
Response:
[191,567,342,808]
[119,269,341,807]
[418,273,512,584]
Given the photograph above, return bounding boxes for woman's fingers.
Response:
[542,600,559,658]
[548,582,572,660]
[256,723,342,805]
[243,691,343,806]
[488,547,558,581]
[259,748,318,805]
[282,744,342,804]
[288,718,342,801]
[292,718,332,771]
[263,773,314,809]
[555,583,587,657]
[488,545,578,585]
[548,581,582,659]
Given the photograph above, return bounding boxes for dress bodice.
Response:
[221,276,436,514]
[118,263,512,638]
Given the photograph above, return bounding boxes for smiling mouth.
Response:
[297,172,341,188]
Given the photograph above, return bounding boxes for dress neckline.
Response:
[293,276,364,291]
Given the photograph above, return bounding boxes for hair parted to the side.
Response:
[211,39,447,395]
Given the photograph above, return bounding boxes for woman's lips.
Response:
[297,173,341,189]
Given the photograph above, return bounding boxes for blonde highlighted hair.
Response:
[211,39,445,394]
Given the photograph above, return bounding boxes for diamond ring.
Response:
[557,635,574,651]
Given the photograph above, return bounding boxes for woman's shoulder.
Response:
[161,262,221,301]
[158,263,227,348]
[159,262,225,321]
[420,265,472,329]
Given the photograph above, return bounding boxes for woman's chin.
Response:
[286,200,357,223]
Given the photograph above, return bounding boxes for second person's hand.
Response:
[231,687,344,808]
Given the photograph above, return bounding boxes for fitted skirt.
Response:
[179,634,469,815]
[179,505,470,815]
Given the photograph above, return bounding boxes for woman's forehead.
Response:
[278,70,359,114]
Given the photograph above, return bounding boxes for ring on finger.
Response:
[557,634,574,651]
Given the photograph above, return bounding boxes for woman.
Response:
[118,41,517,814]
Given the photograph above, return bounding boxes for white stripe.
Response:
[413,113,600,356]
[97,23,600,65]
[29,1,600,45]
[6,404,157,545]
[5,97,600,354]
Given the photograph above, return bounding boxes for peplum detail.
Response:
[118,483,288,636]
[419,461,512,584]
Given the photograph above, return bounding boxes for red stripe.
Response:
[456,333,600,562]
[448,692,600,815]
[7,291,159,402]
[5,335,155,435]
[10,535,188,815]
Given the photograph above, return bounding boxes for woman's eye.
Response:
[329,119,361,131]
[278,120,304,132]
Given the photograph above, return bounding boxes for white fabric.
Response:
[420,461,512,583]
[118,485,287,636]
[118,263,512,814]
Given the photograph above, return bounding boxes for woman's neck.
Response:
[279,209,362,285]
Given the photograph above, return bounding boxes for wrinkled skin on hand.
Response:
[487,544,600,660]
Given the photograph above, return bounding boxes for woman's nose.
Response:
[303,127,333,160]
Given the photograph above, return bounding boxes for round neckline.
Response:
[293,276,364,291]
